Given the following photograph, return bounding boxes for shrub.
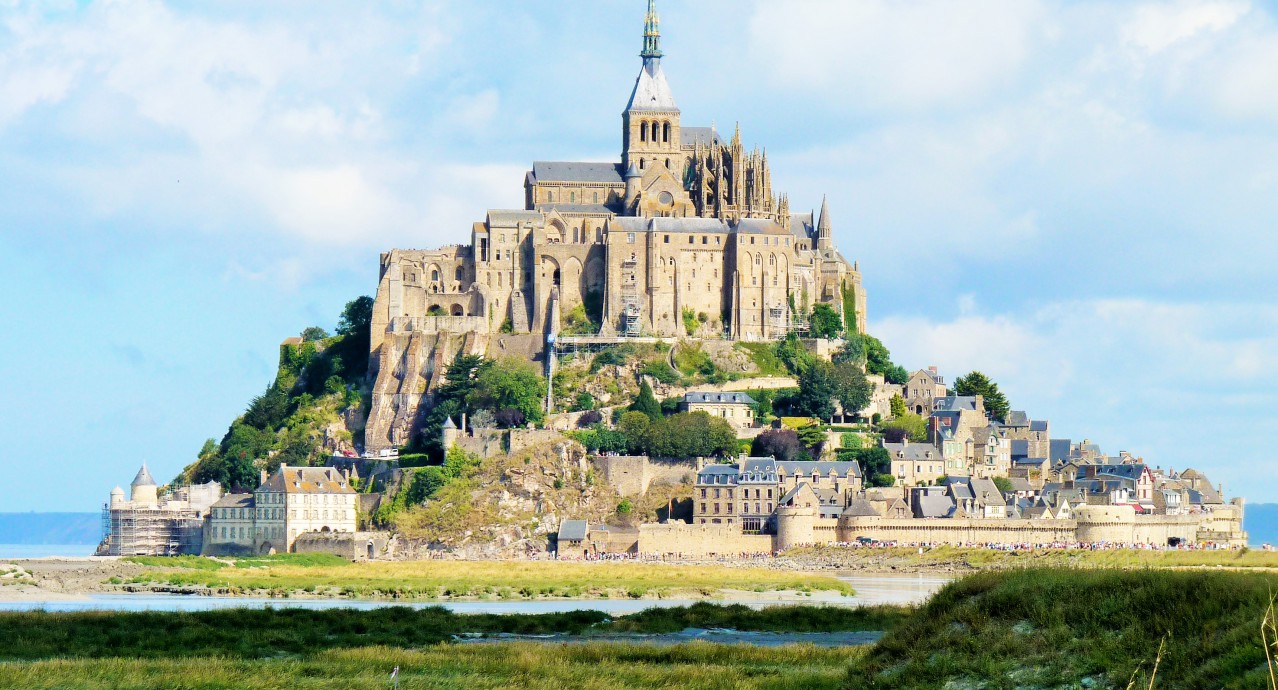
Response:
[640,360,680,384]
[495,408,526,429]
[576,410,603,427]
[616,499,634,515]
[572,391,595,412]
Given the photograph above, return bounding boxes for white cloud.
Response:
[747,0,1044,111]
[1121,0,1248,55]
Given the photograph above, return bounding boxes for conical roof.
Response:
[442,416,457,430]
[131,463,156,487]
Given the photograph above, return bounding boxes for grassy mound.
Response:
[847,569,1278,689]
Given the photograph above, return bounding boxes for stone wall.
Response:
[593,456,696,498]
[291,531,395,561]
[837,517,1079,546]
[637,522,774,556]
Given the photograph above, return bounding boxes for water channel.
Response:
[0,573,950,614]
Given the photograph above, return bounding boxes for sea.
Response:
[0,544,96,559]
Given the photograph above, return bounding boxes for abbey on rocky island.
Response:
[368,0,864,350]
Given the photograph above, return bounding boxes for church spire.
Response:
[817,195,833,250]
[641,0,663,60]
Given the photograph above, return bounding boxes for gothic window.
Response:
[651,121,659,141]
[663,122,670,143]
[455,267,464,281]
[431,270,439,282]
[755,255,761,265]
[640,122,647,143]
[770,254,776,265]
[593,192,599,204]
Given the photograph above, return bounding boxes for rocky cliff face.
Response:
[392,439,623,559]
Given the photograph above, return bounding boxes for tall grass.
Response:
[130,559,855,599]
[0,603,906,660]
[846,568,1278,689]
[1,642,863,690]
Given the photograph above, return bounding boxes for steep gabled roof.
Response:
[259,466,356,495]
[627,58,679,112]
[683,391,755,405]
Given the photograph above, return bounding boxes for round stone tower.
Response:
[1073,504,1136,544]
[774,503,816,552]
[130,463,158,506]
[110,486,125,506]
[441,416,461,452]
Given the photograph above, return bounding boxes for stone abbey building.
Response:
[368,0,865,348]
[365,2,865,451]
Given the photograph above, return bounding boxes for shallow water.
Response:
[458,628,885,647]
[0,573,949,614]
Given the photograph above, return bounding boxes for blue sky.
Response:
[1,0,1276,512]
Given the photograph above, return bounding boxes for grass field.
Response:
[0,603,908,660]
[1,643,862,690]
[848,568,1278,689]
[124,557,856,599]
[791,544,1278,570]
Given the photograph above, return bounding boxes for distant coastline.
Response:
[0,513,100,547]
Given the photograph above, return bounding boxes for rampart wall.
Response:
[638,523,773,556]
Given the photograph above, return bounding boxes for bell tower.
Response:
[622,0,681,182]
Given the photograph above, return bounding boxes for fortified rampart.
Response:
[592,455,695,498]
[291,531,395,561]
[638,522,773,557]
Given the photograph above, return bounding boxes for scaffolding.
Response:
[100,504,205,557]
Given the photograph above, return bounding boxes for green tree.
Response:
[300,326,330,342]
[809,303,843,339]
[644,412,737,459]
[840,433,863,450]
[864,334,909,385]
[438,353,492,416]
[794,359,838,420]
[795,423,826,451]
[889,394,907,419]
[472,357,546,424]
[953,371,1011,423]
[243,384,290,431]
[442,446,481,479]
[336,296,374,337]
[630,379,662,421]
[832,335,867,366]
[616,499,634,515]
[993,476,1014,494]
[831,362,873,420]
[751,429,812,463]
[617,411,652,453]
[773,332,814,375]
[572,391,595,412]
[870,474,896,488]
[881,413,928,443]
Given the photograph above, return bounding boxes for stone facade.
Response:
[364,2,865,452]
[203,464,357,556]
[99,465,221,557]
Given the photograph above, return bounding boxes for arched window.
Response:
[650,122,658,141]
[663,122,670,143]
[431,269,439,282]
[570,191,576,203]
[593,192,599,204]
[640,159,646,170]
[640,122,647,143]
[455,267,464,281]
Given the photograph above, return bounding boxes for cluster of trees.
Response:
[749,425,825,463]
[571,381,737,459]
[415,353,548,460]
[189,297,374,491]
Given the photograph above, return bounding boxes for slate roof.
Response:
[1007,477,1033,492]
[1004,411,1030,427]
[948,482,974,500]
[697,464,740,482]
[211,493,254,509]
[969,478,1003,504]
[683,391,755,405]
[913,490,957,519]
[131,464,157,487]
[558,520,589,542]
[842,498,881,518]
[776,460,862,479]
[487,210,544,226]
[610,216,730,234]
[1091,464,1148,482]
[529,161,626,185]
[1013,456,1048,466]
[1030,420,1049,432]
[627,58,679,111]
[1010,440,1030,458]
[1049,439,1072,463]
[933,396,981,413]
[884,442,940,461]
[681,127,723,147]
[740,457,777,476]
[259,467,356,495]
